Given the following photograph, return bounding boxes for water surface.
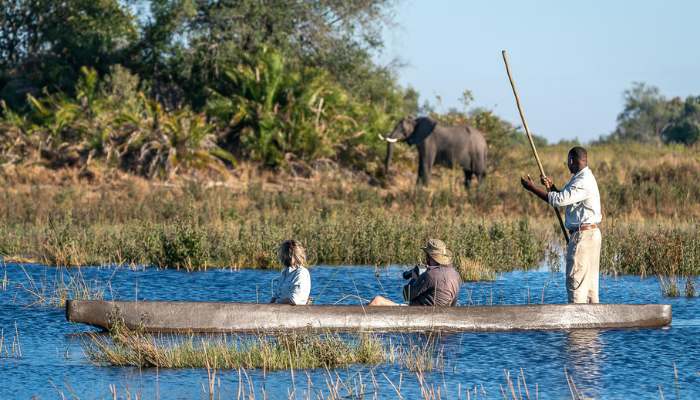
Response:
[1,263,698,399]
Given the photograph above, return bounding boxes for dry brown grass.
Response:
[2,142,699,217]
[455,257,496,282]
[2,143,698,276]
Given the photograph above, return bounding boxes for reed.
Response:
[1,263,7,291]
[1,143,698,274]
[685,277,696,297]
[455,257,496,282]
[600,222,700,277]
[658,275,697,298]
[659,276,681,297]
[1,195,550,271]
[84,321,442,372]
[0,323,22,359]
[96,366,581,400]
[18,266,109,307]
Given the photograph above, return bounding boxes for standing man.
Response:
[520,146,602,303]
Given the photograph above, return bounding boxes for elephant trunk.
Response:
[384,141,394,175]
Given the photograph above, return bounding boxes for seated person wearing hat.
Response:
[369,239,462,306]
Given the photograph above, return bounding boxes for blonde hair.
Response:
[278,240,306,268]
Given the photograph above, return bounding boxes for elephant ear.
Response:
[406,117,437,145]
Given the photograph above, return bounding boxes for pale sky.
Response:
[378,0,700,142]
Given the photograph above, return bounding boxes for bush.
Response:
[206,48,407,172]
[0,67,235,178]
[156,220,208,270]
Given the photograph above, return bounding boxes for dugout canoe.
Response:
[65,300,671,332]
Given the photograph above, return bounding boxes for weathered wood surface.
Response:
[66,300,672,333]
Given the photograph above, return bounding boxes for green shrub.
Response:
[156,220,208,270]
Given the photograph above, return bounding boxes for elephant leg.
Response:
[476,171,487,187]
[418,158,431,186]
[417,147,435,186]
[463,169,474,189]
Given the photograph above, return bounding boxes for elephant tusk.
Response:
[378,134,398,143]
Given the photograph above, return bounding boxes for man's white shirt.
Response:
[547,167,602,230]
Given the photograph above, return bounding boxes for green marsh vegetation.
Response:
[84,322,441,372]
[2,144,699,279]
[0,177,551,271]
[601,221,700,297]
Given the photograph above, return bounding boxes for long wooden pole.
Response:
[501,50,570,244]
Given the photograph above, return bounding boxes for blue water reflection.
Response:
[1,263,698,399]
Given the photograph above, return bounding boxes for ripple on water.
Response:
[1,263,699,399]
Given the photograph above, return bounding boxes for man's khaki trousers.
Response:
[566,228,602,303]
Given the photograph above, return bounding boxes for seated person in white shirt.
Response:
[520,146,602,304]
[270,240,311,305]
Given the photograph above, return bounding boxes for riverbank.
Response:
[1,143,698,276]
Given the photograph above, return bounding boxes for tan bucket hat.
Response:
[421,238,452,265]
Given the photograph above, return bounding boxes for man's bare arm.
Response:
[520,175,550,203]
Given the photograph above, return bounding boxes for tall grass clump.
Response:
[85,327,387,370]
[154,219,208,270]
[600,223,700,296]
[85,322,444,372]
[39,218,90,267]
[454,257,496,282]
[659,276,681,297]
[601,224,700,277]
[659,276,697,298]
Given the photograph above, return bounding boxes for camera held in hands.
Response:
[402,265,426,280]
[402,265,427,302]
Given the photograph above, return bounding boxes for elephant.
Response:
[380,116,488,188]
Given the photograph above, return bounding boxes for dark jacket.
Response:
[404,264,462,306]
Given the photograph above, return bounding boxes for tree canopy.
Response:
[0,0,398,109]
[606,82,699,145]
[1,0,420,174]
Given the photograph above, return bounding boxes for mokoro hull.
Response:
[66,300,671,333]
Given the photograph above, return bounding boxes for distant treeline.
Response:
[0,1,697,179]
[599,82,700,145]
